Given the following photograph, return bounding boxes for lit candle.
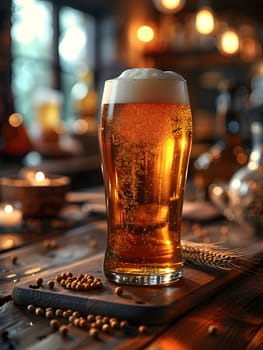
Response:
[27,170,51,186]
[0,204,22,227]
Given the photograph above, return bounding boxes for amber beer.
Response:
[99,68,192,285]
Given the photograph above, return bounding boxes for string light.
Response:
[195,7,215,35]
[151,0,260,61]
[153,0,186,14]
[137,25,155,43]
[218,28,240,55]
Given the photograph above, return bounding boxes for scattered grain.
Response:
[55,309,63,317]
[59,325,68,337]
[102,324,110,333]
[27,304,35,312]
[11,255,18,264]
[50,319,60,330]
[120,320,128,329]
[138,325,148,334]
[35,278,43,287]
[109,318,119,329]
[87,314,95,322]
[89,328,99,338]
[46,310,54,319]
[55,274,62,283]
[47,280,55,289]
[95,319,103,329]
[56,271,103,291]
[102,316,109,324]
[114,286,123,296]
[73,318,80,327]
[208,325,218,335]
[35,307,44,316]
[68,315,76,324]
[79,319,87,328]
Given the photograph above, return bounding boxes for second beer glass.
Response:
[99,68,192,286]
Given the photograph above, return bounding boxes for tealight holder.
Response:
[1,170,71,218]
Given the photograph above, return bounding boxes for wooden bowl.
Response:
[1,175,71,218]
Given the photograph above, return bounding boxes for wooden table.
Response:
[0,190,263,350]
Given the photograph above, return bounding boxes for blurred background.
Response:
[0,0,262,191]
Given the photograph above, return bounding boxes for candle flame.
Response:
[4,204,14,214]
[34,171,46,182]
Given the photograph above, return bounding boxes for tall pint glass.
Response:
[99,68,192,286]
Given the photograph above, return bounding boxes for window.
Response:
[11,0,96,126]
[59,6,95,121]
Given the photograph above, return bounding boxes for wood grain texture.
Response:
[12,253,243,325]
[0,300,164,350]
[145,267,263,350]
[0,222,106,302]
[1,195,263,350]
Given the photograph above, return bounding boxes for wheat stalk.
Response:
[181,240,259,272]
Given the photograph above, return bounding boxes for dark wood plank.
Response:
[246,325,263,350]
[0,222,107,302]
[12,252,248,325]
[3,217,252,303]
[145,266,263,350]
[0,300,165,350]
[2,201,262,350]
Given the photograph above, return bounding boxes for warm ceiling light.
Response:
[218,29,240,55]
[153,0,186,14]
[8,113,23,128]
[137,25,154,43]
[240,37,261,61]
[195,7,215,35]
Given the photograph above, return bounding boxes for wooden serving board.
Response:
[11,253,242,325]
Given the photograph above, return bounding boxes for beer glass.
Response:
[99,68,192,286]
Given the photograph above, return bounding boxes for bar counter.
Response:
[0,187,263,350]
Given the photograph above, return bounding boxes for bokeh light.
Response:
[137,25,155,43]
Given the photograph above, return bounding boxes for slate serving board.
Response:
[12,253,241,325]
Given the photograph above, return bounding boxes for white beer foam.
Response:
[102,68,189,104]
[118,68,184,80]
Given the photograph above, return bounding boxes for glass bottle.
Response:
[193,81,248,199]
[210,122,263,235]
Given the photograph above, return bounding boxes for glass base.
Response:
[104,269,183,286]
